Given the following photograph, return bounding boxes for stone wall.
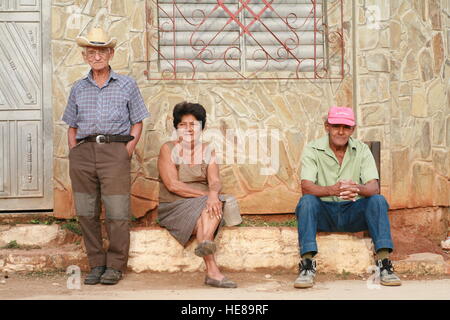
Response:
[356,0,450,210]
[51,0,449,218]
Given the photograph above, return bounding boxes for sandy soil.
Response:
[1,271,449,300]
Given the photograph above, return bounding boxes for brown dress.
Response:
[158,141,242,246]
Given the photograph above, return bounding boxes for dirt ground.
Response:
[1,271,449,300]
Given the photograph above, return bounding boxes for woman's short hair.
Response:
[173,101,207,130]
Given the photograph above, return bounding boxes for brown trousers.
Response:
[69,141,131,272]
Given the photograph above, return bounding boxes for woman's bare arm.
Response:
[205,150,223,219]
[158,143,208,198]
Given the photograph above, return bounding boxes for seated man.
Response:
[294,106,401,288]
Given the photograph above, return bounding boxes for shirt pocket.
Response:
[107,95,129,122]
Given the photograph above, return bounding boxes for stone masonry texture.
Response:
[50,0,449,219]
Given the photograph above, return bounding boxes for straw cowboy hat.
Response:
[76,27,117,48]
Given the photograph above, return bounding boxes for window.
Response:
[146,0,344,80]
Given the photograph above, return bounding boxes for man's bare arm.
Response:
[301,179,379,201]
[301,179,342,198]
[126,121,143,157]
[68,127,78,150]
[355,179,379,197]
[336,179,379,200]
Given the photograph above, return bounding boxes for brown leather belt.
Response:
[78,134,134,144]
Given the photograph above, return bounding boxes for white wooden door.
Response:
[0,0,52,211]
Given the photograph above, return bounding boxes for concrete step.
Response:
[0,224,69,247]
[129,227,375,274]
[0,225,448,275]
[0,245,88,273]
[394,253,448,275]
[129,227,450,275]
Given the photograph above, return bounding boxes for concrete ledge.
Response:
[0,245,88,273]
[128,227,375,274]
[0,225,447,275]
[0,225,63,247]
[393,253,446,275]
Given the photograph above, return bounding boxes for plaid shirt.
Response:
[62,68,149,139]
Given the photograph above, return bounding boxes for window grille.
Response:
[145,0,344,80]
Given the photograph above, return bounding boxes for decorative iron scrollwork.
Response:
[146,0,345,80]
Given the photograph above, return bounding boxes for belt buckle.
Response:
[95,135,106,144]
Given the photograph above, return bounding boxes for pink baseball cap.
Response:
[327,106,355,126]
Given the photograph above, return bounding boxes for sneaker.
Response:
[100,267,123,285]
[294,259,316,288]
[377,258,402,286]
[84,266,106,285]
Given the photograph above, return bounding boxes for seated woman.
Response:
[157,101,242,288]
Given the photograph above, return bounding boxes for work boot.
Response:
[100,267,123,285]
[377,258,402,286]
[84,266,106,285]
[294,258,316,288]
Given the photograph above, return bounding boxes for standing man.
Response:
[62,27,149,285]
[294,106,401,288]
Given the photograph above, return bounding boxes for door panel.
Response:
[0,22,41,109]
[0,121,9,196]
[17,121,41,195]
[0,0,40,12]
[0,0,52,210]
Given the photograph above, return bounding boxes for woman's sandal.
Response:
[194,240,217,257]
[205,276,237,288]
